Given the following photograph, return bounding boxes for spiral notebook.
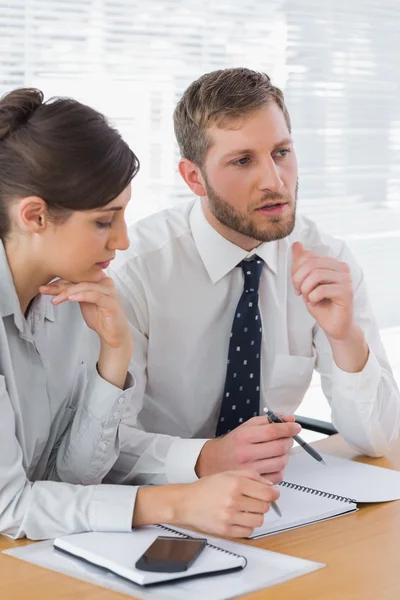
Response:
[250,452,365,538]
[53,524,246,586]
[250,478,357,538]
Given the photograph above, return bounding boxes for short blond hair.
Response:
[173,67,291,167]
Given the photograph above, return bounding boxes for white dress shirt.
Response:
[0,241,138,539]
[108,199,400,486]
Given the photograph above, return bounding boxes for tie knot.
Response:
[240,256,264,293]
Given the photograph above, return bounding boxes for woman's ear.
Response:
[17,197,48,233]
[178,158,207,197]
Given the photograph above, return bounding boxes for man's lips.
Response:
[256,201,288,216]
[256,200,288,210]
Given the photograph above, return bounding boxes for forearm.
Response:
[55,370,135,485]
[97,338,132,389]
[107,423,208,485]
[328,323,369,373]
[329,351,400,456]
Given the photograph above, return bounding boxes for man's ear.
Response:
[17,196,48,233]
[178,158,207,197]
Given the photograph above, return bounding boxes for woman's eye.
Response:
[96,221,112,229]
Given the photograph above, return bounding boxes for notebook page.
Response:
[284,452,400,502]
[249,483,356,538]
[54,527,245,585]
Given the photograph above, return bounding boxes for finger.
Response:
[39,280,73,296]
[299,270,349,299]
[240,439,293,464]
[237,496,273,515]
[275,413,295,422]
[291,241,305,264]
[292,257,348,287]
[233,511,265,530]
[65,281,117,298]
[242,422,300,444]
[260,470,285,485]
[50,283,117,306]
[291,242,310,273]
[264,422,302,441]
[307,283,350,307]
[66,291,116,308]
[240,477,280,503]
[241,415,274,428]
[223,525,255,538]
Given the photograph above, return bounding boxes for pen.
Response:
[270,500,282,518]
[263,408,326,465]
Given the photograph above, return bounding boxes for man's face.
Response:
[201,102,298,243]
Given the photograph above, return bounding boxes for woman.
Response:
[0,88,278,541]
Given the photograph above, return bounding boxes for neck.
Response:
[200,197,262,252]
[4,237,53,315]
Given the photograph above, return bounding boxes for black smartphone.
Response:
[135,536,207,573]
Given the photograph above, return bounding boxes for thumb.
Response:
[292,241,305,261]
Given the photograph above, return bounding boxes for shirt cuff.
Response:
[331,348,381,401]
[165,438,209,484]
[88,484,138,532]
[85,370,136,423]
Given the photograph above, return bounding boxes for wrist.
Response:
[132,485,187,528]
[97,339,132,389]
[100,334,133,358]
[328,324,369,373]
[195,438,219,478]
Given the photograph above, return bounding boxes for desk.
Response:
[1,435,400,600]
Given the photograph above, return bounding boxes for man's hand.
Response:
[195,415,301,483]
[291,242,355,340]
[291,242,369,372]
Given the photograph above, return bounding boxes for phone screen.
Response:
[136,536,206,572]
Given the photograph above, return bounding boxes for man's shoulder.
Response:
[290,214,348,258]
[113,200,196,271]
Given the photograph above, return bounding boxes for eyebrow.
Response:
[98,206,123,212]
[221,138,293,161]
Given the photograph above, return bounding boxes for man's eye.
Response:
[233,157,251,166]
[96,221,112,229]
[275,149,290,158]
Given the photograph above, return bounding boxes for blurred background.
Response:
[1,0,399,432]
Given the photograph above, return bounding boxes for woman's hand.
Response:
[40,276,133,388]
[132,471,280,538]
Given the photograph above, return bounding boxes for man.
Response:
[107,68,400,487]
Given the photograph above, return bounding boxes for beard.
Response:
[202,174,298,243]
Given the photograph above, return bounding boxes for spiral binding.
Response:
[281,480,357,504]
[156,524,248,567]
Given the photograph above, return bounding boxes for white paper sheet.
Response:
[3,531,324,600]
[284,452,400,502]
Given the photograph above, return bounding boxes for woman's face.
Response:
[41,185,131,283]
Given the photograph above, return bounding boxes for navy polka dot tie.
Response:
[216,256,264,436]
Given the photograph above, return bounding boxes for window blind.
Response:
[1,0,399,334]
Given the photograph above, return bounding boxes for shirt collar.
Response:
[0,239,55,331]
[189,200,278,284]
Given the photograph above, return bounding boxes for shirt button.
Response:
[100,442,108,451]
[118,397,124,404]
[113,411,120,419]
